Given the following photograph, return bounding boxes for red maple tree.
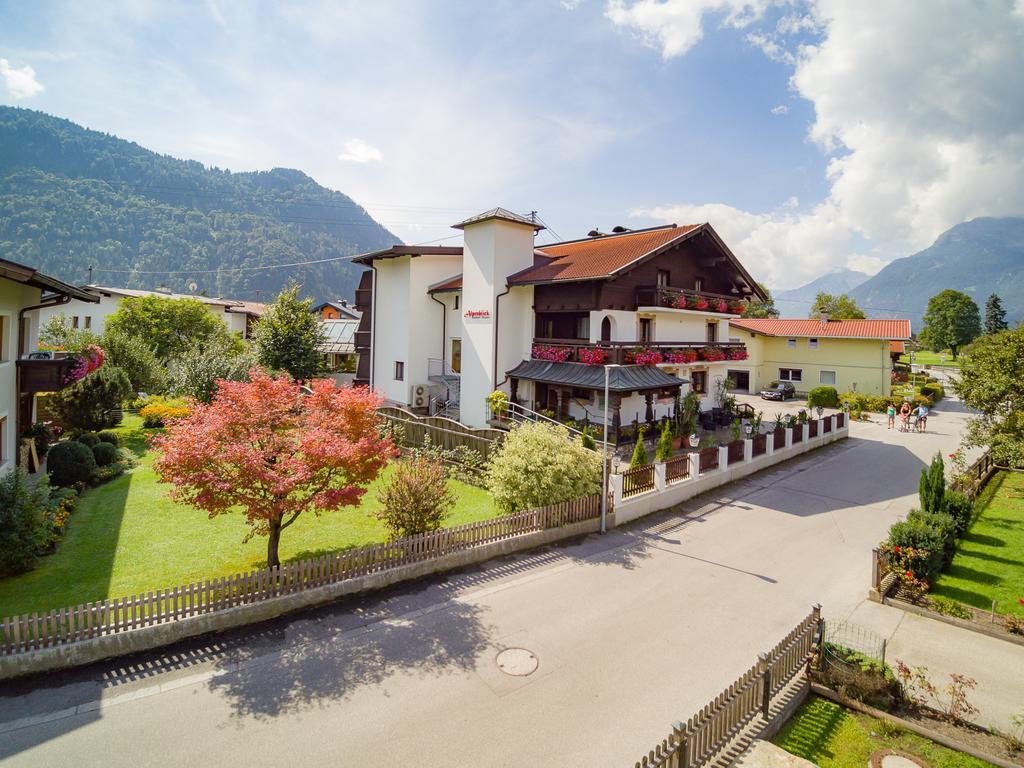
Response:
[152,371,394,567]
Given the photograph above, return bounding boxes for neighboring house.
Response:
[353,207,766,439]
[34,286,265,339]
[311,300,361,321]
[726,318,913,397]
[320,317,359,372]
[0,257,98,474]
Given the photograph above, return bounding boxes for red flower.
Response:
[893,546,900,553]
[905,571,913,578]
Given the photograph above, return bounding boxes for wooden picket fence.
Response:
[752,433,767,458]
[772,427,785,451]
[623,464,656,499]
[726,440,744,465]
[808,420,818,439]
[0,494,603,656]
[378,406,506,460]
[632,607,822,768]
[698,446,718,473]
[665,455,690,483]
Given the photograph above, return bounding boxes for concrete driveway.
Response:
[1,395,1017,767]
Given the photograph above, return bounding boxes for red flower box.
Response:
[579,347,609,365]
[532,345,574,363]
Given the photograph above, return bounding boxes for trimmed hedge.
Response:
[807,386,839,408]
[97,430,120,446]
[77,432,100,447]
[908,510,957,562]
[91,442,119,467]
[47,441,97,487]
[942,490,973,537]
[888,518,946,581]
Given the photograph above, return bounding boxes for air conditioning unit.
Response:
[410,384,428,409]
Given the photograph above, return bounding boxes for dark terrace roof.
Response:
[506,360,688,392]
[1,257,98,302]
[350,245,463,266]
[507,224,700,285]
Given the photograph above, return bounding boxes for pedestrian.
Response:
[887,402,896,429]
[918,403,929,432]
[899,400,912,432]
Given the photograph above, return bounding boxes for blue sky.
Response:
[2,1,1023,289]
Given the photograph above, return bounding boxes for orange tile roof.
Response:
[730,318,912,340]
[507,225,700,284]
[890,340,906,354]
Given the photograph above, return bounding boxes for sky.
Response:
[2,0,1023,290]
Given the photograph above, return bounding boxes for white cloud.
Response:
[614,1,1024,288]
[337,138,383,164]
[0,57,45,98]
[770,104,788,115]
[605,0,767,59]
[561,0,584,9]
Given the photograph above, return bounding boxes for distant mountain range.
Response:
[849,217,1024,330]
[0,106,396,302]
[773,268,871,318]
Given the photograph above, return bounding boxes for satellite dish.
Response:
[188,282,198,293]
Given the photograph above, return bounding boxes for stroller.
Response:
[910,413,921,432]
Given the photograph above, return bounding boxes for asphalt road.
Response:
[2,396,1016,767]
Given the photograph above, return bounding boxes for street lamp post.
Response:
[816,405,824,419]
[601,363,621,534]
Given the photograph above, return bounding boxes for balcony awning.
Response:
[506,360,688,392]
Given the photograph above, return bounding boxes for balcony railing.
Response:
[635,286,748,315]
[17,357,78,394]
[530,339,748,366]
[354,330,371,350]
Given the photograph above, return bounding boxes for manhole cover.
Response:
[869,750,930,768]
[495,647,538,676]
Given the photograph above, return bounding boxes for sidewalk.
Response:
[841,599,1024,731]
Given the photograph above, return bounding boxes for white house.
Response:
[353,208,766,442]
[34,286,265,339]
[0,257,98,474]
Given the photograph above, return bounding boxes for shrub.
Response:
[1006,615,1024,635]
[808,386,839,408]
[0,469,50,575]
[77,431,100,447]
[580,432,597,450]
[53,365,133,433]
[375,457,456,539]
[920,382,945,401]
[487,422,602,514]
[887,519,946,581]
[919,453,945,514]
[929,596,973,620]
[139,396,192,428]
[168,339,259,403]
[97,430,119,446]
[43,485,78,548]
[92,442,119,467]
[654,422,673,462]
[908,510,957,564]
[47,441,98,487]
[20,422,55,458]
[99,329,168,393]
[630,434,649,467]
[942,490,973,537]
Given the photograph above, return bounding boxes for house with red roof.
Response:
[352,207,766,438]
[727,318,912,398]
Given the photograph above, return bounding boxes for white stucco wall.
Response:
[1,279,43,474]
[460,219,537,427]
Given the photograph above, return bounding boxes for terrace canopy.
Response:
[505,360,688,438]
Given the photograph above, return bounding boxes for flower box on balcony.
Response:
[532,345,574,363]
[727,348,748,361]
[665,349,698,364]
[578,347,609,366]
[625,348,664,365]
[700,347,727,362]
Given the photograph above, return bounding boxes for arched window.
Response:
[600,316,612,342]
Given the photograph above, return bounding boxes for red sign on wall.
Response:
[464,309,491,318]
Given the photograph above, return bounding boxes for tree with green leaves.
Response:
[920,289,981,358]
[252,285,325,381]
[106,296,238,361]
[655,421,673,462]
[168,337,260,403]
[100,329,168,393]
[953,326,1024,468]
[630,433,649,467]
[741,282,778,319]
[39,314,99,352]
[808,292,866,320]
[984,293,1008,335]
[918,453,945,514]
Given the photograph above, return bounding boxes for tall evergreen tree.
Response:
[984,293,1008,334]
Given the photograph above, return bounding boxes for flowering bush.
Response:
[139,396,192,428]
[701,347,726,362]
[532,345,574,363]
[578,347,609,365]
[728,301,746,314]
[64,345,105,384]
[692,295,710,310]
[665,349,698,364]
[627,348,664,365]
[727,348,748,360]
[713,298,728,313]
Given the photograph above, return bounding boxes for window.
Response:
[779,368,802,382]
[84,316,92,330]
[694,278,702,292]
[0,315,6,361]
[819,370,836,386]
[809,338,818,349]
[787,338,796,348]
[72,316,80,329]
[691,370,707,394]
[542,318,554,338]
[394,361,405,381]
[453,294,460,310]
[706,322,717,343]
[639,317,653,343]
[656,269,670,288]
[576,316,590,340]
[451,339,462,373]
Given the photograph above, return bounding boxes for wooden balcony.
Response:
[354,330,371,351]
[530,339,748,366]
[635,286,747,315]
[17,358,78,395]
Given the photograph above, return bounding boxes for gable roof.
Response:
[890,341,906,354]
[0,257,98,302]
[427,274,463,293]
[350,245,463,266]
[311,300,361,319]
[452,208,544,231]
[730,318,912,340]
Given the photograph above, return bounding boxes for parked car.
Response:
[760,381,796,401]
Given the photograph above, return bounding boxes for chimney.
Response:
[611,226,632,233]
[820,314,829,326]
[340,299,349,307]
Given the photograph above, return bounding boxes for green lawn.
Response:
[899,350,961,367]
[774,696,996,768]
[0,415,499,618]
[932,471,1024,616]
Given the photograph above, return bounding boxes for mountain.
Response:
[773,268,871,318]
[0,106,397,302]
[850,217,1024,330]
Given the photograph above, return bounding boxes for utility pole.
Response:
[87,265,94,284]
